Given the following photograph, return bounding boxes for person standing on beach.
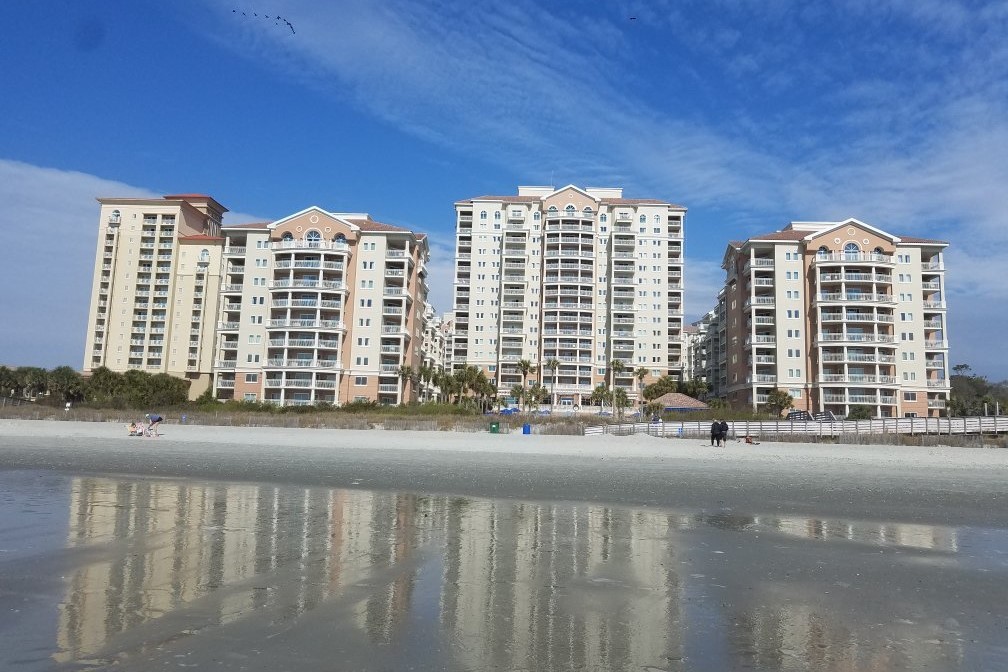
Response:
[718,419,730,446]
[710,420,719,446]
[145,413,163,437]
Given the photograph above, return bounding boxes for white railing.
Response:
[586,417,1008,437]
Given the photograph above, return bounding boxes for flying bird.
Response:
[233,7,295,34]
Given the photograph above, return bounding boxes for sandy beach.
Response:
[2,419,1008,671]
[2,419,1007,526]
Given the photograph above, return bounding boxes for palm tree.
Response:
[608,359,625,413]
[634,366,648,415]
[397,364,414,403]
[590,383,609,411]
[613,387,629,421]
[517,359,535,391]
[545,357,560,410]
[510,384,525,412]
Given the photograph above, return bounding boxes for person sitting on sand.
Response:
[145,413,163,437]
[127,422,138,436]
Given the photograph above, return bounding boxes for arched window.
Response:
[335,233,347,243]
[874,246,884,255]
[600,214,607,223]
[480,210,487,220]
[281,232,294,241]
[565,205,576,216]
[494,211,501,220]
[533,211,540,220]
[843,242,860,258]
[548,205,558,214]
[654,215,660,224]
[639,215,646,223]
[816,245,828,258]
[583,207,594,216]
[306,230,322,247]
[199,249,210,263]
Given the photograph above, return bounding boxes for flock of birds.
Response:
[233,8,295,34]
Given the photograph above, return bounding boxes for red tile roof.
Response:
[345,217,411,233]
[223,221,272,229]
[179,234,225,241]
[898,236,948,245]
[747,230,807,242]
[599,198,685,208]
[464,195,542,203]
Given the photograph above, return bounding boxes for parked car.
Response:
[499,407,519,415]
[785,410,814,421]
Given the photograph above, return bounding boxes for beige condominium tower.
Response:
[714,218,950,417]
[211,207,430,406]
[452,185,686,408]
[83,194,227,398]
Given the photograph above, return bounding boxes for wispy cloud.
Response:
[0,160,155,368]
[199,1,1008,377]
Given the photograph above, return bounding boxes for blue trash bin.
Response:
[522,423,531,435]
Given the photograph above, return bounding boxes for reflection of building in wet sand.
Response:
[53,476,967,670]
[55,477,414,662]
[760,515,958,551]
[440,502,686,670]
[733,514,964,671]
[54,477,687,669]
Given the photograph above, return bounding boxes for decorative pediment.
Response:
[268,207,360,242]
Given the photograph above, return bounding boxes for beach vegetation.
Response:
[763,388,794,417]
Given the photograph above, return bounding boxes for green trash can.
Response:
[489,421,500,434]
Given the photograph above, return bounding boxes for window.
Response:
[565,205,576,216]
[843,242,860,258]
[281,232,294,241]
[904,392,917,401]
[244,393,258,401]
[789,388,802,398]
[494,211,501,220]
[817,246,829,258]
[480,210,487,220]
[600,214,607,223]
[306,230,322,244]
[355,376,367,386]
[245,373,258,383]
[533,211,540,220]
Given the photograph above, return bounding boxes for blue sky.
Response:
[1,0,1006,379]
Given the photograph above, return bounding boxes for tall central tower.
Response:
[452,185,686,407]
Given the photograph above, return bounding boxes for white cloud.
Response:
[0,160,156,368]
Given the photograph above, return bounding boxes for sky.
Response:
[1,0,1006,380]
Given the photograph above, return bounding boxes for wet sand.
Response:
[1,420,1008,671]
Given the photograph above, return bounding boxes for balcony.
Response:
[927,379,949,388]
[927,399,947,409]
[216,379,236,388]
[924,340,948,349]
[265,359,341,368]
[922,301,946,309]
[218,321,240,330]
[814,252,894,265]
[224,246,246,255]
[271,240,350,252]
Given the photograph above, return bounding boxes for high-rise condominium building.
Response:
[452,185,686,407]
[212,207,430,406]
[84,194,227,397]
[708,218,950,417]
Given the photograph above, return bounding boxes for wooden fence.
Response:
[585,416,1008,438]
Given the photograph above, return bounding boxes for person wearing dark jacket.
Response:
[717,419,730,446]
[710,420,719,446]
